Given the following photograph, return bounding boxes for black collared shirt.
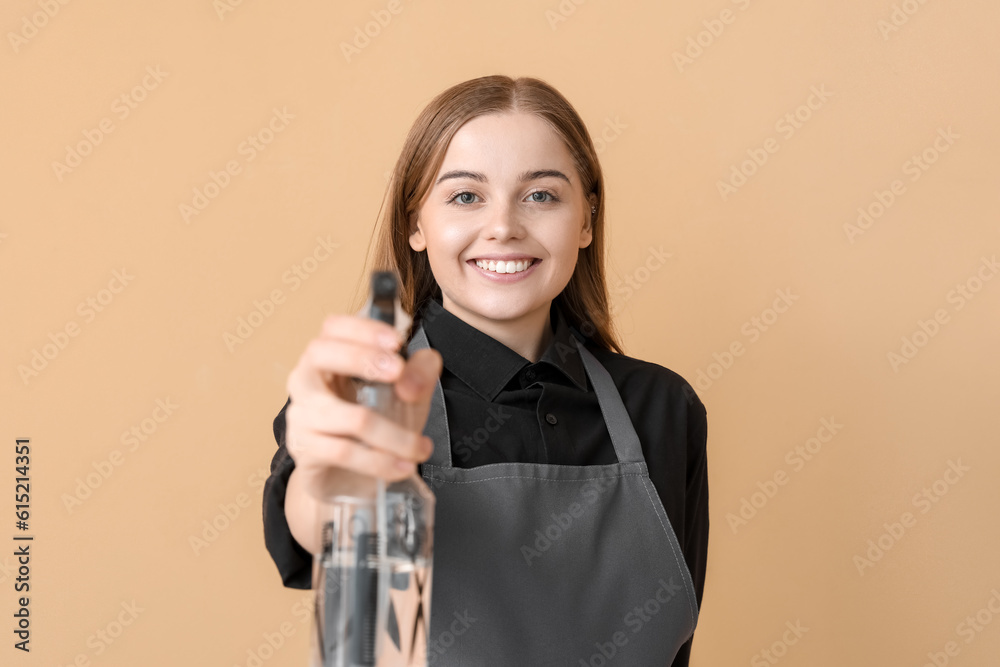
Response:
[262,296,709,666]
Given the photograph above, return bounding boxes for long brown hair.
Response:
[349,74,624,355]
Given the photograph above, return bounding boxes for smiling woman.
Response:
[363,77,620,362]
[408,111,596,361]
[263,75,709,667]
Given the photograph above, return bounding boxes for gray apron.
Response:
[407,322,699,666]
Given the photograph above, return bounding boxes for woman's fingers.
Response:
[282,312,444,485]
[287,395,431,465]
[319,313,404,350]
[287,336,404,400]
[287,428,420,482]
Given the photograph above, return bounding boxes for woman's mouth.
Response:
[468,258,540,281]
[473,258,537,274]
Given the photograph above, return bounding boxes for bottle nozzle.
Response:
[370,271,397,326]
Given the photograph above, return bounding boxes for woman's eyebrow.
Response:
[434,169,571,186]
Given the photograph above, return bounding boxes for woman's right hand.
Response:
[283,312,443,498]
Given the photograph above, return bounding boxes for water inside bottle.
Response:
[311,497,433,667]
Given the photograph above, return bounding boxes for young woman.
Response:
[262,75,709,666]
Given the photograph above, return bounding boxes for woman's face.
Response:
[409,111,595,329]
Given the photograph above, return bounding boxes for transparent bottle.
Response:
[309,271,435,667]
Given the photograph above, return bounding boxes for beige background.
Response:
[3,0,999,665]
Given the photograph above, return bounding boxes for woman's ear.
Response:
[408,214,426,252]
[580,195,596,248]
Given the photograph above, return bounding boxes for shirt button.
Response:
[525,369,535,380]
[545,413,557,425]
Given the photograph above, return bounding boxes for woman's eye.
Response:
[447,191,479,205]
[529,191,558,203]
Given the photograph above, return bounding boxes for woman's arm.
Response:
[671,384,709,667]
[684,389,710,610]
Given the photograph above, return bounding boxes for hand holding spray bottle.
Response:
[309,271,436,667]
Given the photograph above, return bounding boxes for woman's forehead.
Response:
[436,113,577,184]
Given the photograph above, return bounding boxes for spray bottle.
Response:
[309,270,436,667]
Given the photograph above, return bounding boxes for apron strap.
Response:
[408,323,453,467]
[406,318,647,468]
[572,334,646,464]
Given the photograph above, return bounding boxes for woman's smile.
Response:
[467,257,541,281]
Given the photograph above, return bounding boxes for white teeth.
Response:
[475,259,535,274]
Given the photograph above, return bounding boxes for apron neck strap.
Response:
[408,323,453,467]
[572,334,645,464]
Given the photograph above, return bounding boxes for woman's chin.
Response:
[448,294,550,322]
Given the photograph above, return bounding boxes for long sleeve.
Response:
[671,389,710,667]
[261,396,314,589]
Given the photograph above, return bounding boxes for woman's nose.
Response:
[485,201,524,239]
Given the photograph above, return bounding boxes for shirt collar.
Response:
[418,295,589,400]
